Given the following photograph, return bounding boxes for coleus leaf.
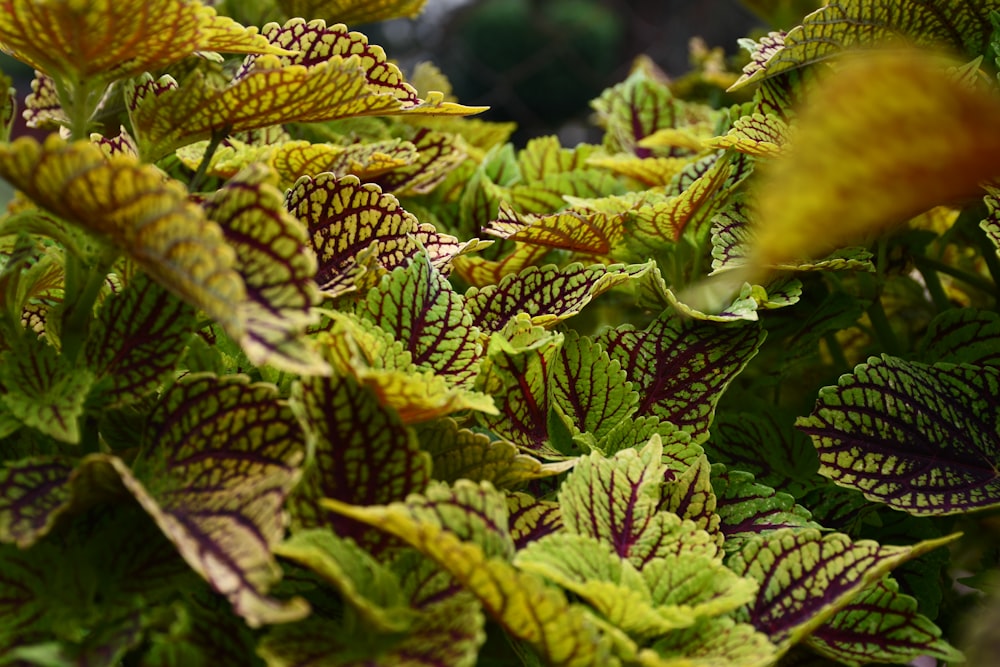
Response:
[0,136,246,338]
[729,529,959,654]
[711,465,818,552]
[270,138,418,187]
[466,261,652,334]
[373,128,469,196]
[131,19,480,160]
[917,307,1000,366]
[23,71,64,130]
[559,437,719,568]
[507,492,563,549]
[452,242,549,288]
[595,310,765,443]
[660,455,723,548]
[483,203,627,258]
[647,616,777,667]
[0,331,93,443]
[797,355,1000,515]
[598,415,702,474]
[286,173,476,299]
[274,529,416,634]
[475,318,565,457]
[123,373,309,627]
[85,271,197,408]
[549,330,638,444]
[289,372,430,548]
[202,164,327,375]
[585,154,688,187]
[358,253,482,387]
[323,485,614,667]
[730,0,996,90]
[506,170,626,214]
[707,112,787,156]
[417,418,569,488]
[806,577,963,666]
[0,456,75,546]
[141,592,263,667]
[0,1,281,87]
[981,188,1000,258]
[275,0,429,26]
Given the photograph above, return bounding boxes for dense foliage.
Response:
[1,0,999,665]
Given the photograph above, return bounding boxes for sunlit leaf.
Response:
[123,373,309,627]
[0,1,279,86]
[797,355,1000,515]
[23,71,64,129]
[452,242,549,288]
[507,492,563,549]
[596,310,765,443]
[747,51,1000,278]
[276,0,429,25]
[0,136,246,338]
[731,0,996,89]
[374,128,469,196]
[729,529,960,653]
[560,437,719,568]
[270,138,418,187]
[0,331,93,443]
[550,331,638,443]
[806,577,963,666]
[707,113,787,156]
[323,495,613,667]
[202,164,326,375]
[417,418,568,488]
[86,272,197,408]
[466,261,652,334]
[483,203,627,257]
[359,253,481,386]
[647,616,777,667]
[274,529,415,634]
[289,372,430,548]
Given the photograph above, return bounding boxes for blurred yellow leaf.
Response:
[750,51,1000,270]
[277,0,429,25]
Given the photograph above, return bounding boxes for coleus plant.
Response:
[0,0,998,664]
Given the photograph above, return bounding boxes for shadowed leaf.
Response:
[918,307,1000,366]
[798,355,1000,515]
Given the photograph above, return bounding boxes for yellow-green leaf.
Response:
[0,136,246,338]
[276,0,429,25]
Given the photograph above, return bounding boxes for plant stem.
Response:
[914,258,953,312]
[189,127,229,192]
[867,297,901,357]
[914,255,998,297]
[60,246,118,362]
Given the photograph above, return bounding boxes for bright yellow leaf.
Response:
[0,0,282,85]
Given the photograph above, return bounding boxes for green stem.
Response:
[60,246,118,362]
[914,258,953,313]
[914,255,998,297]
[189,127,229,192]
[867,296,902,357]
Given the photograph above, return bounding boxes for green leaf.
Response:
[375,128,470,197]
[806,577,963,666]
[797,355,1000,515]
[465,261,653,334]
[359,253,482,386]
[85,271,197,408]
[550,331,638,443]
[141,594,263,667]
[322,493,614,667]
[288,372,430,548]
[275,530,415,634]
[711,465,818,552]
[417,418,569,488]
[596,311,765,443]
[507,492,563,549]
[476,320,566,457]
[660,455,723,548]
[729,529,960,654]
[202,164,326,375]
[483,203,627,258]
[918,307,1000,366]
[124,373,309,627]
[647,616,777,667]
[0,456,74,547]
[559,437,719,568]
[0,331,94,443]
[730,0,996,90]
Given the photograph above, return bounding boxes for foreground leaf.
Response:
[0,136,246,337]
[798,355,1000,515]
